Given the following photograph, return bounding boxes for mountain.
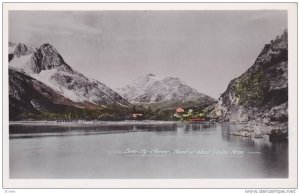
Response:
[117,73,216,110]
[209,31,288,137]
[9,42,131,119]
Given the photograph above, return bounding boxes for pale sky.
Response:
[9,11,287,98]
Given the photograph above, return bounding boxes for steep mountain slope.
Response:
[9,42,131,110]
[9,68,82,120]
[210,31,288,136]
[117,73,216,110]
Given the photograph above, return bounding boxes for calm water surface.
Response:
[9,123,288,179]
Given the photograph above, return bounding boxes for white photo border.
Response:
[2,2,298,189]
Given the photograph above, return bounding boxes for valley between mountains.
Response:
[8,31,288,137]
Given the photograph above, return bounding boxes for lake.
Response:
[9,122,288,179]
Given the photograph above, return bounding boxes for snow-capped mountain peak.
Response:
[147,73,156,77]
[9,42,73,74]
[117,74,215,106]
[9,42,36,56]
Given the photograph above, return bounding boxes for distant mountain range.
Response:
[117,73,216,109]
[9,42,215,120]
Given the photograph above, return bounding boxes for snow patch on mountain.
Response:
[30,69,86,103]
[10,54,34,72]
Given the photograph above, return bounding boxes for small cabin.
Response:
[176,108,185,113]
[132,113,143,119]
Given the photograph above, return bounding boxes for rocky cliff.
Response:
[210,31,288,137]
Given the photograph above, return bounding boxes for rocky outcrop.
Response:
[27,43,73,74]
[210,30,288,136]
[12,43,36,57]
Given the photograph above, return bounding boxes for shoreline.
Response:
[9,120,179,127]
[9,120,287,139]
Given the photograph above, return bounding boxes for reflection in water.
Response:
[220,123,288,178]
[10,125,134,134]
[9,122,288,179]
[176,123,218,133]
